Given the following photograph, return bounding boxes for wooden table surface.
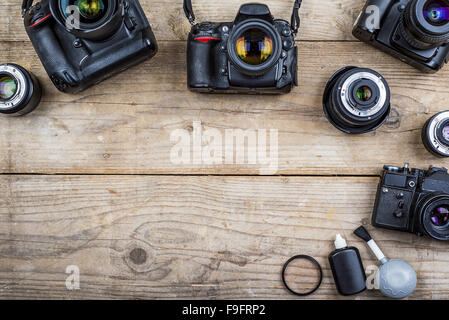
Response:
[1,0,449,299]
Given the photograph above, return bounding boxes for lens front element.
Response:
[430,205,449,227]
[424,0,449,25]
[77,0,105,20]
[236,28,273,65]
[0,75,17,100]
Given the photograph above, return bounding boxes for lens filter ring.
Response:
[281,255,323,296]
[323,66,391,134]
[0,64,41,116]
[422,110,449,157]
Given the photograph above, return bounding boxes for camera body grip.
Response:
[23,0,158,93]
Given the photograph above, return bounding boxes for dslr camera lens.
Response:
[323,66,391,134]
[422,111,449,157]
[419,194,449,241]
[400,0,449,50]
[0,63,41,116]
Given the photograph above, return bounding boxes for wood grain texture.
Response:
[1,0,364,42]
[1,0,449,300]
[1,40,449,174]
[0,175,447,299]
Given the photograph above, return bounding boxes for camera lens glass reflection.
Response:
[236,28,273,65]
[356,86,372,102]
[76,0,105,20]
[430,205,449,227]
[423,0,449,26]
[0,75,17,100]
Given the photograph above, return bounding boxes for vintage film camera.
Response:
[184,0,301,94]
[22,0,158,93]
[353,0,449,73]
[373,163,449,241]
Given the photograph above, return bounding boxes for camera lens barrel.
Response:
[52,0,123,40]
[323,66,391,134]
[227,19,282,76]
[400,0,449,49]
[422,111,449,157]
[0,64,41,116]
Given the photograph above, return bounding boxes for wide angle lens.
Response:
[0,64,42,116]
[422,111,449,157]
[236,28,273,65]
[323,66,391,134]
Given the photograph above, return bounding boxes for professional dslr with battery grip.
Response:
[353,0,449,73]
[183,0,302,94]
[22,0,158,93]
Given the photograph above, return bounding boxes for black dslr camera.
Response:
[183,0,301,94]
[373,163,449,241]
[353,0,449,73]
[22,0,158,93]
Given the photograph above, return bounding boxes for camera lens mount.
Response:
[422,110,449,157]
[400,0,449,49]
[51,0,123,40]
[323,66,391,134]
[227,19,282,76]
[418,193,449,241]
[0,64,41,116]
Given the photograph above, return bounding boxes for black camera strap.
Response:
[291,0,302,35]
[21,0,34,16]
[183,0,302,35]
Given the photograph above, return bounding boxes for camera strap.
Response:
[21,0,34,16]
[291,0,302,35]
[183,0,195,25]
[183,0,302,35]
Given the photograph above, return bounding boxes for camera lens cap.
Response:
[281,255,323,296]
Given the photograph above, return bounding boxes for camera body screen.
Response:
[186,3,298,94]
[23,0,158,93]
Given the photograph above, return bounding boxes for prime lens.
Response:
[400,0,449,49]
[323,66,391,134]
[0,64,41,116]
[422,110,449,157]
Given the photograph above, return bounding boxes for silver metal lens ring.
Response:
[340,72,387,119]
[0,64,27,111]
[425,111,449,157]
[0,64,41,116]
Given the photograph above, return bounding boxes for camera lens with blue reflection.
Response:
[424,0,449,26]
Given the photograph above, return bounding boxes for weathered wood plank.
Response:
[1,40,449,174]
[0,175,446,299]
[0,0,364,42]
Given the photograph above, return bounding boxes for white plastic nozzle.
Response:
[334,234,347,249]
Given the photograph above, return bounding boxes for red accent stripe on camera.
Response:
[29,13,52,28]
[194,37,221,43]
